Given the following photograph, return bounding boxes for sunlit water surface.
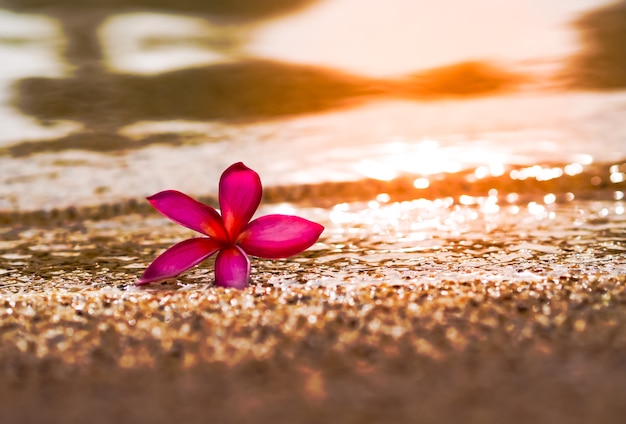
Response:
[0,196,624,292]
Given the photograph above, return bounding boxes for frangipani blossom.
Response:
[138,162,324,289]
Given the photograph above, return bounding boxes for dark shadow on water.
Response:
[6,59,527,156]
[561,0,626,90]
[6,59,383,156]
[4,133,187,157]
[16,59,381,125]
[15,60,524,131]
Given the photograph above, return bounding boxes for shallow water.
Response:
[1,93,626,211]
[1,194,625,293]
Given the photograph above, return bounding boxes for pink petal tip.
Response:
[238,214,324,259]
[219,162,262,240]
[214,245,251,289]
[137,237,222,285]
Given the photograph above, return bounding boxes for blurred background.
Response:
[0,0,625,211]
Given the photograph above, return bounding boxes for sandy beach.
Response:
[1,200,626,423]
[2,275,626,423]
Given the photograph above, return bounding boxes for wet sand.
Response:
[1,206,626,424]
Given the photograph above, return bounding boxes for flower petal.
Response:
[238,214,324,259]
[219,162,262,240]
[147,190,227,241]
[137,237,222,285]
[214,245,250,289]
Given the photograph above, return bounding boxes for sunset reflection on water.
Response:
[0,0,625,212]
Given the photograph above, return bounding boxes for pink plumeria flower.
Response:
[137,162,324,289]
